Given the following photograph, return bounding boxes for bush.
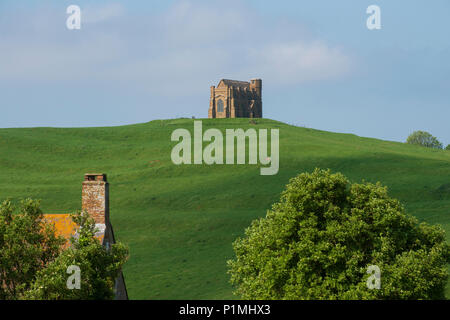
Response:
[406,131,443,149]
[228,169,450,299]
[446,144,450,151]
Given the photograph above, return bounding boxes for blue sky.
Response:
[0,0,449,145]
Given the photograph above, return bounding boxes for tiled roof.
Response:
[43,214,105,247]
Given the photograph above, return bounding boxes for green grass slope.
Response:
[0,118,449,299]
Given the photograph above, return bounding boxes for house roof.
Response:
[218,79,250,88]
[43,214,105,247]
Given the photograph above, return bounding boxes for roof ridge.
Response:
[219,79,251,87]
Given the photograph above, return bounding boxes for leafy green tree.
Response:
[228,169,450,299]
[23,211,129,300]
[446,144,450,151]
[0,199,64,299]
[0,198,128,300]
[406,131,443,149]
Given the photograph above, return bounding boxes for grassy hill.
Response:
[0,118,449,299]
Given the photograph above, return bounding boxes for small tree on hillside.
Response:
[228,169,450,299]
[406,131,443,149]
[446,144,450,151]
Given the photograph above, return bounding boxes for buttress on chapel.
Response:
[208,79,262,118]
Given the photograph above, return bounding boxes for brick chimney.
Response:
[82,173,109,226]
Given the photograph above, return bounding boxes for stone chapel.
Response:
[208,79,262,118]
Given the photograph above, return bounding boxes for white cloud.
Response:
[248,41,352,84]
[159,0,248,46]
[0,1,354,95]
[83,3,125,24]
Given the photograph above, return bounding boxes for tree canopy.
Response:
[0,199,128,300]
[0,199,64,299]
[228,169,450,299]
[406,131,443,149]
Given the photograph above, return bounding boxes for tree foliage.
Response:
[228,169,450,299]
[0,199,64,299]
[0,199,129,300]
[446,144,450,151]
[406,131,443,149]
[24,211,128,300]
[24,211,129,300]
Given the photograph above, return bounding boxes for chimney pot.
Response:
[84,173,107,182]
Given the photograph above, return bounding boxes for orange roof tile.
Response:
[43,214,104,247]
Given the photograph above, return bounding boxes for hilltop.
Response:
[0,118,449,299]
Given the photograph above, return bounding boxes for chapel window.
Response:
[217,99,224,113]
